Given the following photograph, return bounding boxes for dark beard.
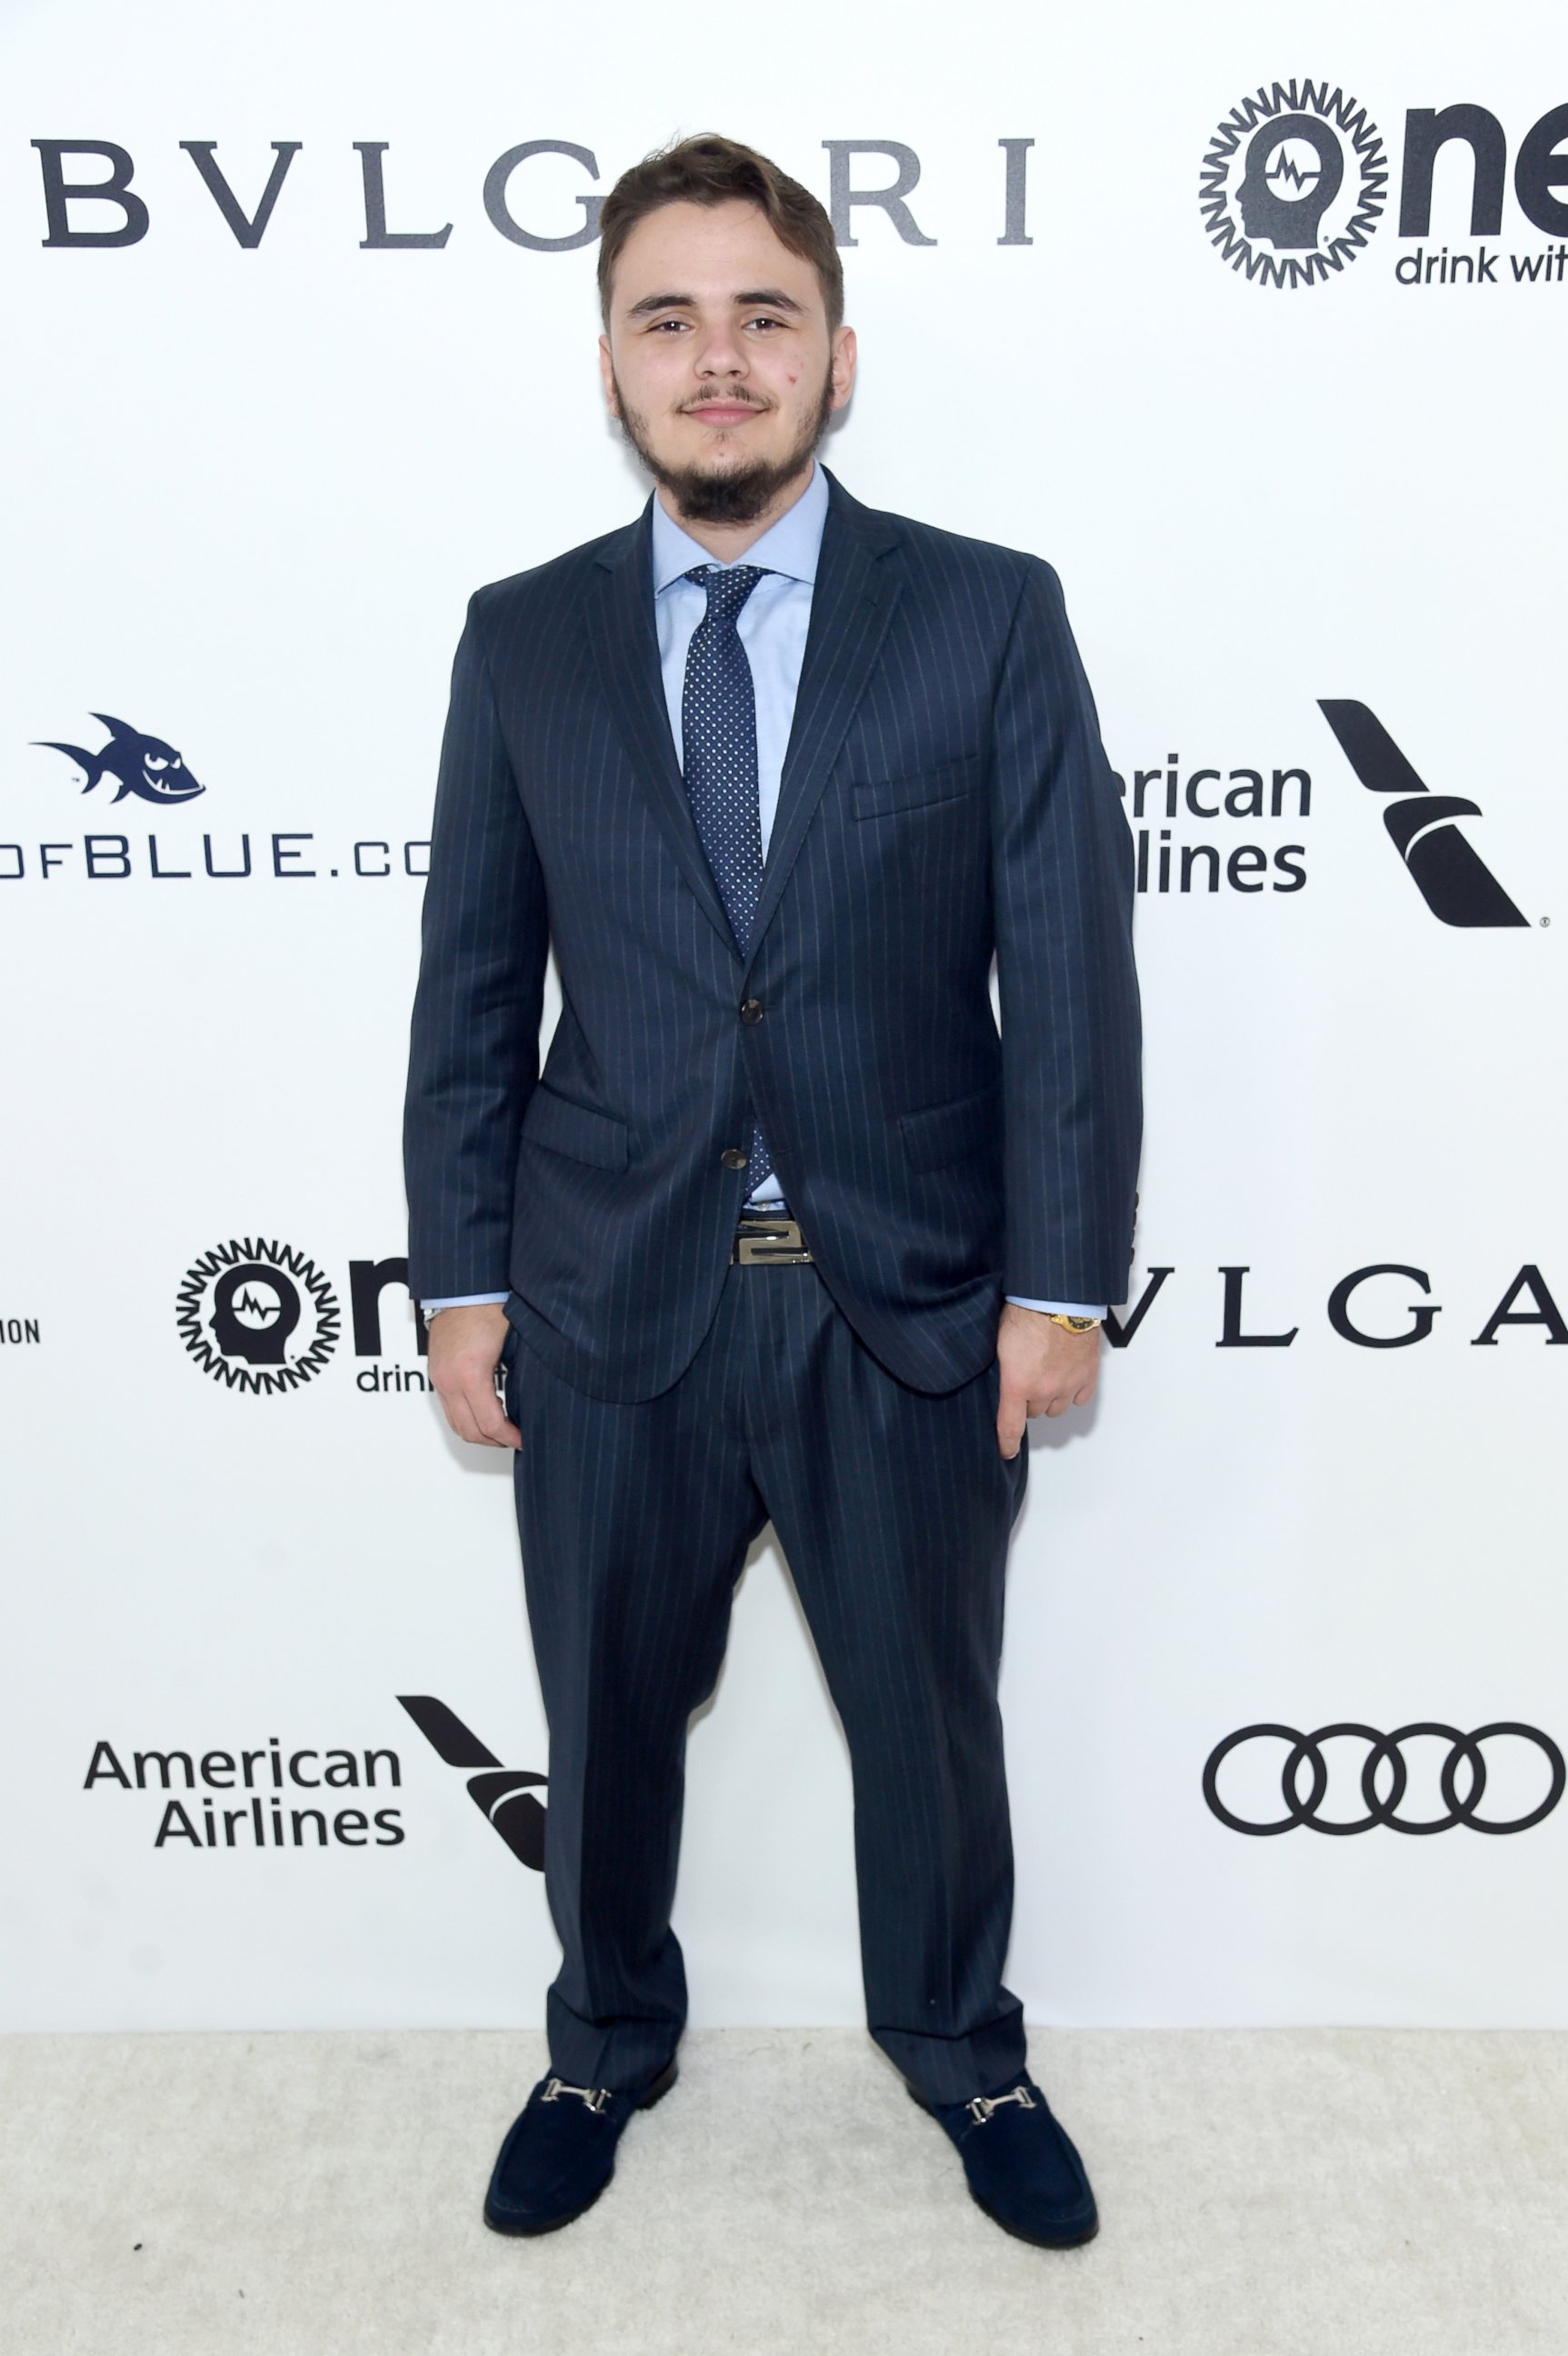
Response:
[613,367,834,525]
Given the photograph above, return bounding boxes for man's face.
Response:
[599,198,855,525]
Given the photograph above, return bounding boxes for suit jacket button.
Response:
[720,1147,749,1170]
[739,997,764,1024]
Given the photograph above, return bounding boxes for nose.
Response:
[693,324,747,379]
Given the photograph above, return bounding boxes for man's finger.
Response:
[438,1388,484,1446]
[467,1379,522,1451]
[436,1372,520,1450]
[995,1384,1028,1459]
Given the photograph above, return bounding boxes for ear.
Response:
[598,334,621,420]
[828,324,857,414]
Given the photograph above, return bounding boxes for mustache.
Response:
[678,391,774,415]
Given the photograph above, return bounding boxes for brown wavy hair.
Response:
[597,134,844,330]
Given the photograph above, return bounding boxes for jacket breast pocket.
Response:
[897,1082,999,1173]
[851,754,983,820]
[521,1082,629,1171]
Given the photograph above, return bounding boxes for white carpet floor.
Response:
[3,2026,1564,2355]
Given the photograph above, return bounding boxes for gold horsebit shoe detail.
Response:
[966,2085,1038,2126]
[541,2077,613,2114]
[733,1212,814,1265]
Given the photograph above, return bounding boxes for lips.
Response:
[683,403,763,424]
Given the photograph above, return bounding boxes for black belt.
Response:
[732,1210,814,1265]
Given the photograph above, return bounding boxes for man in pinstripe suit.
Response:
[404,134,1141,2247]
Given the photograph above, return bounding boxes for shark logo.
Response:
[1318,700,1528,928]
[398,1695,546,1872]
[34,713,205,805]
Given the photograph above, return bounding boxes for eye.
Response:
[145,754,168,771]
[170,756,182,769]
[746,315,785,332]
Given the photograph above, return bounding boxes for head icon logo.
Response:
[1238,116,1343,248]
[1201,81,1386,287]
[34,714,205,804]
[210,1264,302,1365]
[1318,701,1529,928]
[176,1237,340,1394]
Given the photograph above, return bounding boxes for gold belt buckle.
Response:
[734,1213,814,1265]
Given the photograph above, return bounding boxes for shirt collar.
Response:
[651,459,829,595]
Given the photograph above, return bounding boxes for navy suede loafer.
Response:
[483,2058,679,2236]
[909,2071,1099,2248]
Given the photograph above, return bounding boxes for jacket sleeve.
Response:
[403,594,549,1300]
[990,558,1142,1304]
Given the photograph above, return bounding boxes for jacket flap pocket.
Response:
[897,1082,998,1173]
[522,1083,629,1171]
[851,755,982,820]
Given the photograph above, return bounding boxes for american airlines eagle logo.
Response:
[1318,700,1528,928]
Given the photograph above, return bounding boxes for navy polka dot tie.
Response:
[681,563,775,1197]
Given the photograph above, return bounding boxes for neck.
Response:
[657,461,815,564]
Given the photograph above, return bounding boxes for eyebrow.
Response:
[624,287,806,319]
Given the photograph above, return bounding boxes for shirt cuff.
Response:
[421,1293,509,1314]
[1004,1297,1108,1319]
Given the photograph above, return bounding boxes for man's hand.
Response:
[994,1303,1101,1459]
[426,1303,521,1451]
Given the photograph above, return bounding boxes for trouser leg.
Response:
[743,1267,1030,2105]
[508,1275,765,2092]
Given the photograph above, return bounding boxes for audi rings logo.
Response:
[1203,1722,1565,1836]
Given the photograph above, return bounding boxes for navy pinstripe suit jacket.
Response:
[404,467,1142,1402]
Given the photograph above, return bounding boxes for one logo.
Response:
[33,713,205,804]
[398,1695,546,1871]
[1203,1722,1564,1835]
[1318,700,1528,927]
[176,1237,340,1394]
[1200,80,1387,288]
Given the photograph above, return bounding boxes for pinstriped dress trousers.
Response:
[505,1266,1030,2107]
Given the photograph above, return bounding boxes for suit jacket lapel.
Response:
[587,501,738,956]
[742,473,903,976]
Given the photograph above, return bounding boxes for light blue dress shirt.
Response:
[424,459,1104,1322]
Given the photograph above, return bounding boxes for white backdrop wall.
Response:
[1,0,1563,2034]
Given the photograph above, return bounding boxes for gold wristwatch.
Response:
[1044,1313,1102,1333]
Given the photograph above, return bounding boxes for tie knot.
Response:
[688,563,765,623]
